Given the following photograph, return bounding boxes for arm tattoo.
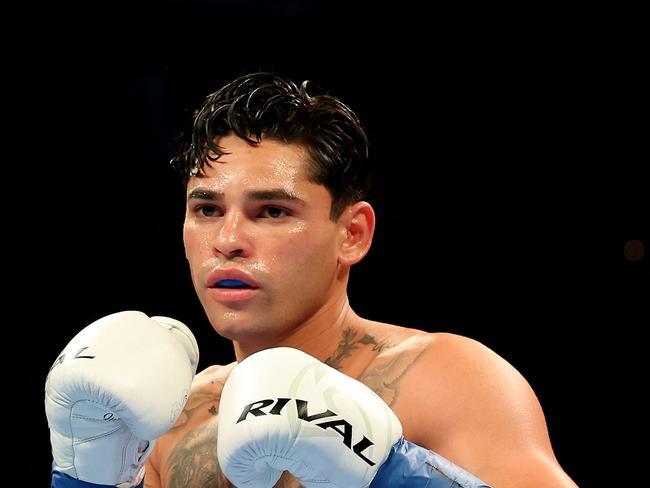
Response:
[359,336,432,406]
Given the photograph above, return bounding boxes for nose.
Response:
[212,210,250,259]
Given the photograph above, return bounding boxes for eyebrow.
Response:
[186,188,305,205]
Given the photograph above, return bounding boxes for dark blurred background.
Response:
[13,1,646,486]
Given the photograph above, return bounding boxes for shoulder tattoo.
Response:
[359,336,432,406]
[324,327,393,369]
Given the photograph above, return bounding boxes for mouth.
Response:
[206,275,260,304]
[206,268,260,290]
[212,279,258,289]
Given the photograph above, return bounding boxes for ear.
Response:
[337,201,376,266]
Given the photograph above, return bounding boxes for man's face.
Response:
[183,134,345,342]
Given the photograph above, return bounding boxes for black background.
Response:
[13,2,646,486]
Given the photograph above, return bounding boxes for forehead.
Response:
[188,135,312,190]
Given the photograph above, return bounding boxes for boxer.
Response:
[46,72,577,487]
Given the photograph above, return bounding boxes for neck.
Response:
[232,293,365,364]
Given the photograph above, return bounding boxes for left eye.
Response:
[261,207,288,218]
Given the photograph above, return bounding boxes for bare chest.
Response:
[157,333,432,487]
[158,406,304,488]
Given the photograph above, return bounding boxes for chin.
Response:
[206,312,268,342]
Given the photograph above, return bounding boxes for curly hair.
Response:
[171,72,370,219]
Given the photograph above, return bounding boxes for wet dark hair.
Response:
[171,72,370,219]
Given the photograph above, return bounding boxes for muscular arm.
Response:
[389,333,576,488]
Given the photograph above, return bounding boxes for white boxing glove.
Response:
[217,347,402,488]
[45,311,199,487]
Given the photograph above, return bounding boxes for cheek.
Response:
[275,235,339,312]
[276,229,338,272]
[182,223,192,256]
[182,221,205,261]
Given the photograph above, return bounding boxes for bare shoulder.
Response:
[357,323,433,406]
[402,332,548,435]
[359,326,541,425]
[419,334,542,420]
[369,330,576,487]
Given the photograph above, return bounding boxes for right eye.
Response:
[194,205,222,217]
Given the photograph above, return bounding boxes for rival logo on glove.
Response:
[49,347,95,372]
[237,397,377,466]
